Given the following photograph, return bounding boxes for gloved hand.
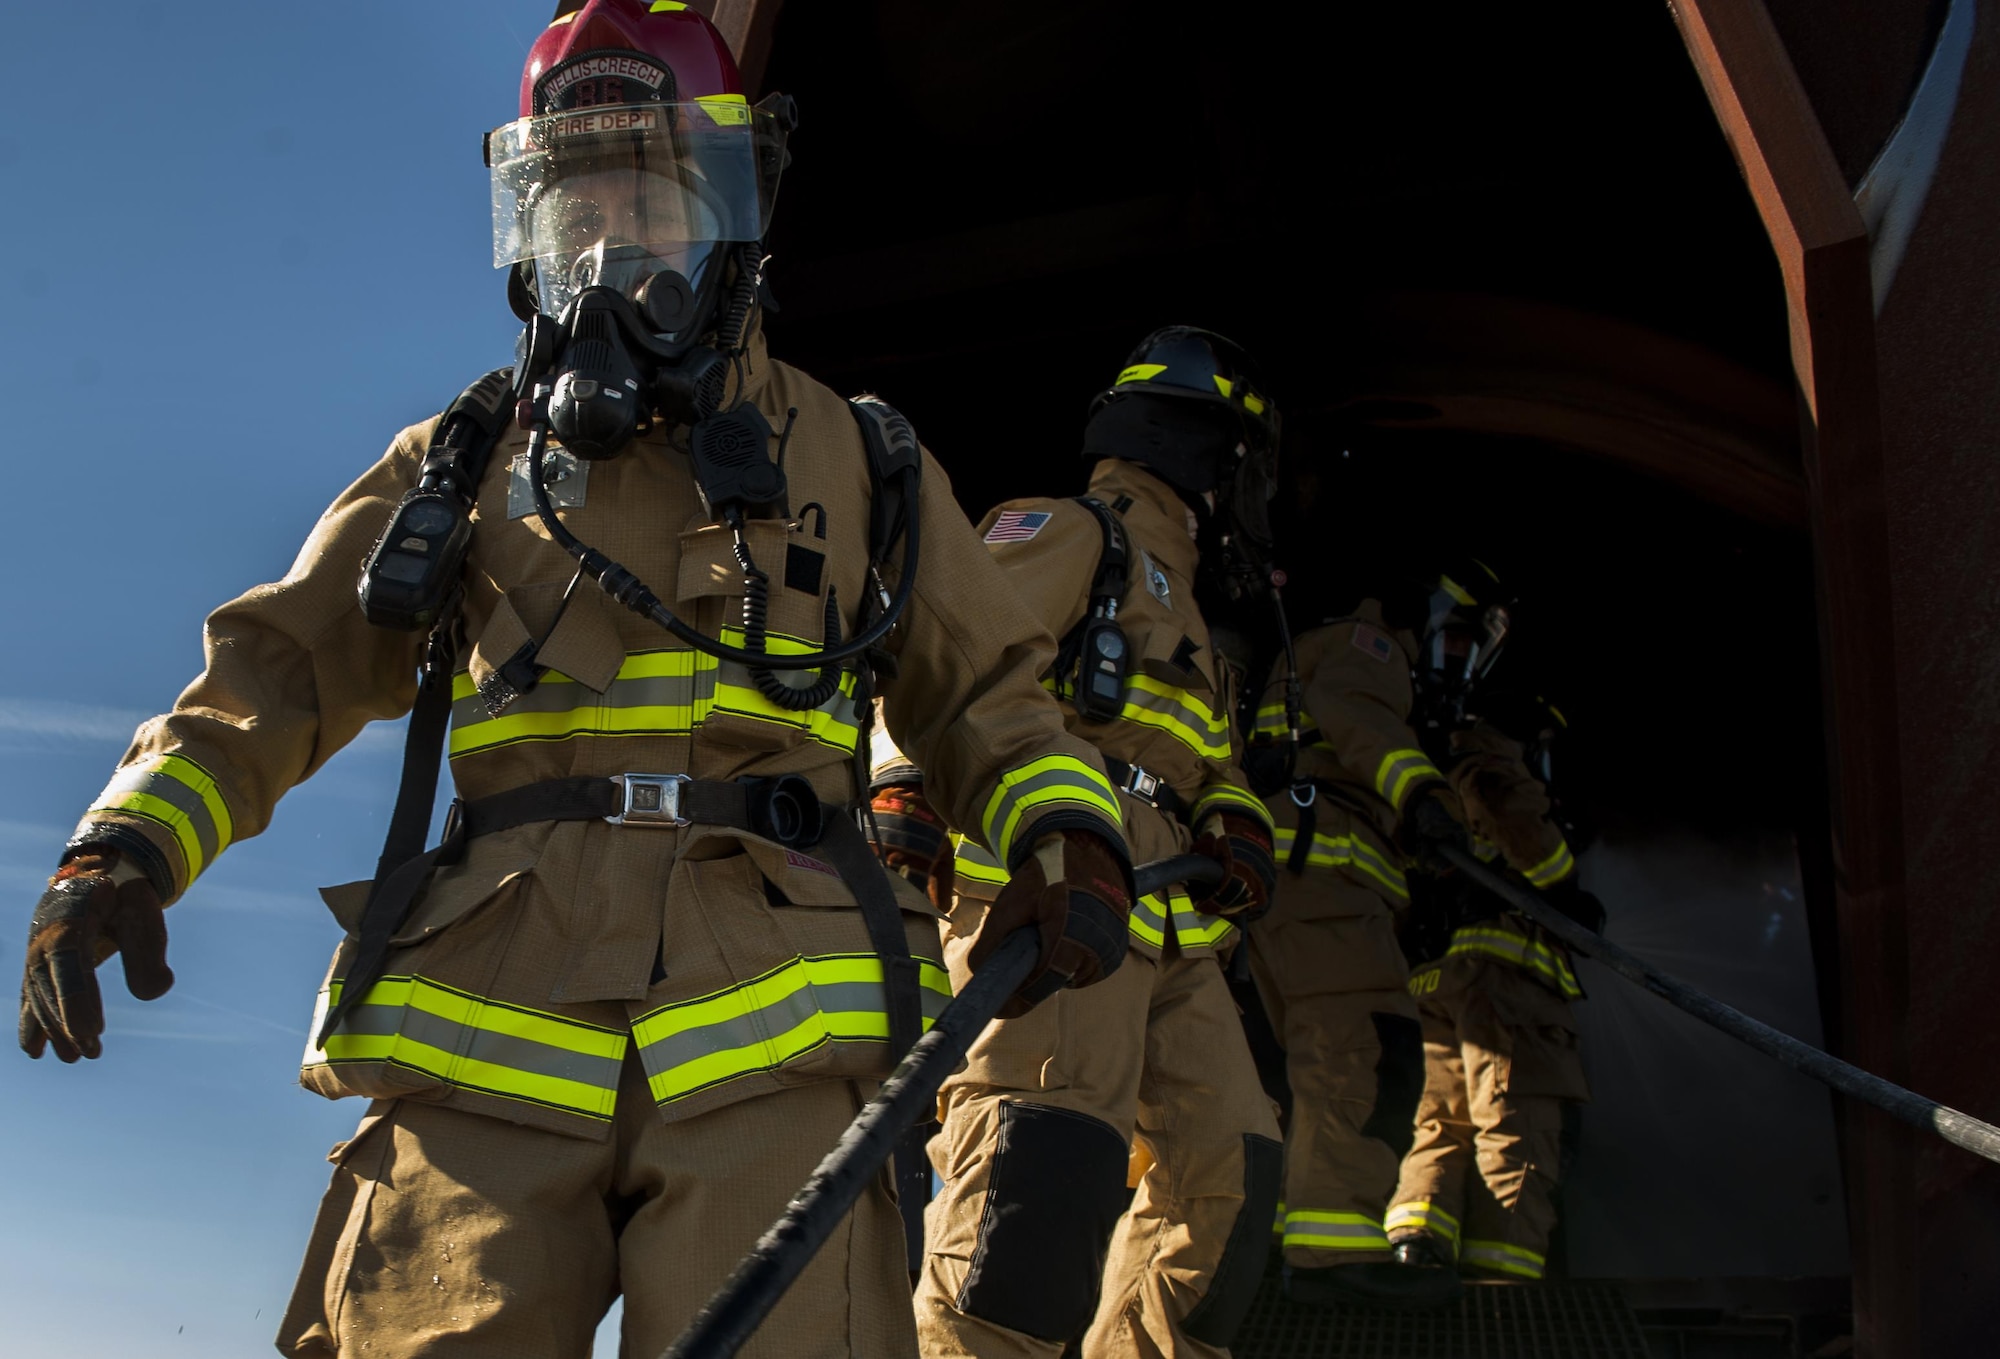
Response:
[865,784,950,897]
[1400,787,1470,872]
[19,848,173,1062]
[968,830,1130,1019]
[1187,813,1278,922]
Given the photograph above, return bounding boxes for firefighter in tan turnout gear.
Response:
[871,329,1285,1359]
[14,7,1134,1358]
[1385,563,1599,1284]
[1241,589,1471,1308]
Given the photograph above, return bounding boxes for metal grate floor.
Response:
[1231,1266,1653,1359]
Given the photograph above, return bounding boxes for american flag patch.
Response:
[984,510,1052,544]
[1352,623,1395,662]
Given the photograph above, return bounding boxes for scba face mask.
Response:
[487,94,789,341]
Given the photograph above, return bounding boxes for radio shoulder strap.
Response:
[323,367,515,1045]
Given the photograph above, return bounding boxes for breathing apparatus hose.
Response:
[527,427,921,671]
[657,853,1223,1359]
[1438,844,2000,1168]
[733,527,846,710]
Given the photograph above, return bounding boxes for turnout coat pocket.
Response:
[632,832,949,1125]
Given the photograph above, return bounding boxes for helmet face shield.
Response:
[488,98,787,318]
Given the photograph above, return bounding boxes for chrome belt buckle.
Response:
[606,773,692,827]
[1125,764,1162,805]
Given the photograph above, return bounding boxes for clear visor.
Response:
[487,99,786,304]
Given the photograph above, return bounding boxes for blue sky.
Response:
[0,4,636,1353]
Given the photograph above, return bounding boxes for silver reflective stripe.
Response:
[327,993,626,1093]
[979,756,1121,862]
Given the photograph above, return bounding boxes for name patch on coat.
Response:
[1352,623,1395,663]
[785,849,840,877]
[984,510,1051,543]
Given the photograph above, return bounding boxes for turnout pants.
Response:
[277,1050,916,1358]
[1387,951,1589,1281]
[1245,861,1420,1268]
[915,897,1281,1359]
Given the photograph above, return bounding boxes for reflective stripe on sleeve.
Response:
[1523,839,1576,888]
[1385,1199,1461,1252]
[1460,1238,1546,1280]
[304,974,629,1121]
[83,753,236,884]
[1373,748,1443,814]
[1282,1209,1391,1253]
[1190,781,1272,830]
[632,952,953,1107]
[1271,827,1410,902]
[978,755,1121,866]
[1446,923,1583,998]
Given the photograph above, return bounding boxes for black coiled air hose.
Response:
[732,529,847,711]
[529,429,920,671]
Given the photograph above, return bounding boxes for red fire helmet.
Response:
[521,0,742,117]
[488,1,790,326]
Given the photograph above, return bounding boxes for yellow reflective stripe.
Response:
[86,753,236,883]
[1128,891,1170,947]
[1524,839,1576,888]
[1282,1209,1390,1250]
[1460,1238,1545,1279]
[1373,748,1442,813]
[649,1,689,10]
[1116,363,1168,385]
[698,87,772,128]
[1120,674,1231,760]
[449,634,861,758]
[1446,925,1582,998]
[1168,888,1235,948]
[980,755,1122,865]
[950,835,1012,887]
[1439,574,1476,607]
[1190,781,1271,829]
[632,952,952,1105]
[1272,827,1410,901]
[309,975,628,1121]
[1385,1199,1461,1250]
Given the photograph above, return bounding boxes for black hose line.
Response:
[1438,844,2000,1167]
[658,853,1225,1359]
[529,428,921,671]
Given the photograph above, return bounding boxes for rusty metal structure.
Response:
[685,1,1998,1352]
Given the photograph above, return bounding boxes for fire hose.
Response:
[1438,843,2000,1167]
[660,853,1225,1359]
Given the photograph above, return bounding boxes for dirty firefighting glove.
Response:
[866,785,950,898]
[1400,787,1471,873]
[968,830,1131,1019]
[1187,813,1278,923]
[18,848,173,1062]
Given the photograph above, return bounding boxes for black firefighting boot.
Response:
[1282,1252,1462,1309]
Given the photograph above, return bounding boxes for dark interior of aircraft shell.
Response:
[758,1,1866,1351]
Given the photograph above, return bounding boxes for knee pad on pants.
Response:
[957,1101,1129,1342]
[1180,1133,1283,1347]
[1360,1011,1425,1157]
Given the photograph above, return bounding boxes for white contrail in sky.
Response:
[0,697,148,747]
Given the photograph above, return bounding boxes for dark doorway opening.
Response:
[759,0,1848,1327]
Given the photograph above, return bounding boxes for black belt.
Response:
[1103,757,1190,822]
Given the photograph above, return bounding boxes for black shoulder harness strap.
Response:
[319,368,514,1045]
[1052,496,1132,700]
[848,395,921,571]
